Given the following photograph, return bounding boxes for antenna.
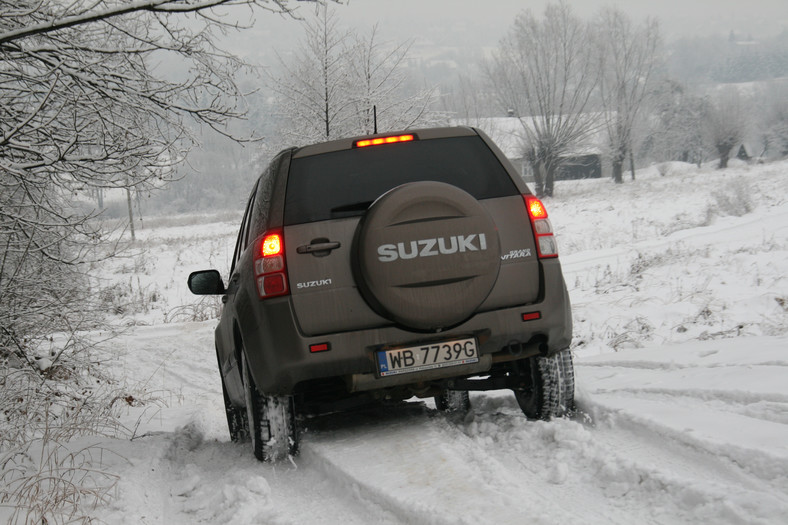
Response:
[373,105,378,134]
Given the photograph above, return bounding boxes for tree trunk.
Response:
[544,164,555,197]
[532,161,545,197]
[717,146,731,169]
[135,189,144,231]
[629,150,636,181]
[126,186,136,242]
[612,159,624,184]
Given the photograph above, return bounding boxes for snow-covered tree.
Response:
[643,79,707,166]
[0,0,298,372]
[487,2,599,197]
[596,7,661,183]
[268,5,353,144]
[268,4,439,146]
[346,25,438,135]
[705,86,749,169]
[754,81,788,159]
[2,3,318,519]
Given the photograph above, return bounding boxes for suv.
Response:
[188,127,573,461]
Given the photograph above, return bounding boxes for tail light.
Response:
[524,196,558,258]
[254,230,289,298]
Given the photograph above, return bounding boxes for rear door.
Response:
[283,132,540,336]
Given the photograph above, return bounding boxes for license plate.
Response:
[376,337,479,377]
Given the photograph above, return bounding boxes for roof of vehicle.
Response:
[291,126,479,159]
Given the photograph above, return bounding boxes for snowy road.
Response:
[85,161,788,524]
[92,324,788,525]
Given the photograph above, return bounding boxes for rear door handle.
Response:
[296,241,340,255]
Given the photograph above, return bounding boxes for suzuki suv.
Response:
[188,127,573,461]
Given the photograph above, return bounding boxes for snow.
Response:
[3,160,788,524]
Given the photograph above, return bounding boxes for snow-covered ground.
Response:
[5,160,788,524]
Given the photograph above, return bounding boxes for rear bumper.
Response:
[242,259,572,395]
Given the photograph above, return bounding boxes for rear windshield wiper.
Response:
[330,201,373,217]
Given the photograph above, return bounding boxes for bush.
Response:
[0,356,126,524]
[708,180,754,218]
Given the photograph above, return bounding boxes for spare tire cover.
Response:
[354,181,501,331]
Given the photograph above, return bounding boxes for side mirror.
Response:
[188,270,226,295]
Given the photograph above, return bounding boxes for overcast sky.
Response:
[320,0,788,41]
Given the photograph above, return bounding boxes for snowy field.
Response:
[4,160,788,524]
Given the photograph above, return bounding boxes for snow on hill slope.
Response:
[5,160,787,524]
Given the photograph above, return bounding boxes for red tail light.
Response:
[354,134,415,148]
[254,230,289,298]
[524,196,558,258]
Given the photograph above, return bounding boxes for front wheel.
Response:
[513,349,575,420]
[242,353,298,462]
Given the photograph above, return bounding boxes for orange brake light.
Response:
[526,196,548,219]
[262,233,282,257]
[354,134,415,148]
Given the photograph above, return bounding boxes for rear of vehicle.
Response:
[191,127,573,461]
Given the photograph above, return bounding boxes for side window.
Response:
[229,149,289,273]
[250,153,285,237]
[230,187,257,274]
[241,188,257,250]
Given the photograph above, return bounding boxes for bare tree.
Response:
[1,0,315,395]
[705,86,749,169]
[596,7,661,183]
[268,4,354,144]
[442,73,498,126]
[2,3,321,519]
[754,80,788,159]
[346,25,438,135]
[487,2,599,197]
[268,4,440,146]
[645,79,707,166]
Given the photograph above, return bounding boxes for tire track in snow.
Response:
[100,322,407,524]
[584,391,788,484]
[98,421,407,525]
[300,404,624,525]
[301,399,733,525]
[578,360,788,370]
[579,411,788,525]
[575,350,788,407]
[588,382,788,406]
[301,407,537,525]
[585,385,788,420]
[575,352,788,496]
[462,394,788,525]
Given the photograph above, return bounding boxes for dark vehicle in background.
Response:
[188,127,574,461]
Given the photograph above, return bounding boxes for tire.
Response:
[513,349,575,420]
[434,390,471,413]
[220,370,249,443]
[242,354,298,462]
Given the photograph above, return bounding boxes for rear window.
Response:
[284,135,518,225]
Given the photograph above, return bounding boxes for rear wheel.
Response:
[220,371,249,443]
[242,353,298,462]
[434,389,471,413]
[513,349,575,420]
